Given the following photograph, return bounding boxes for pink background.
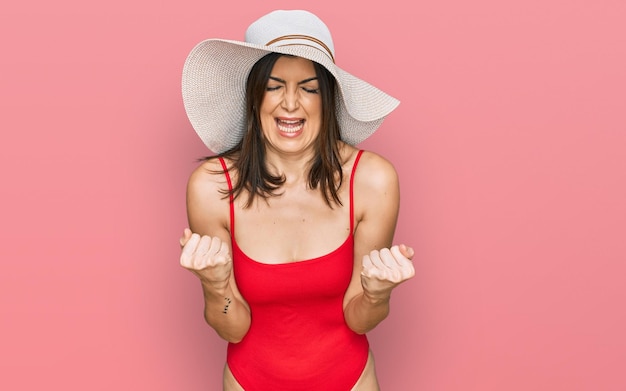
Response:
[1,0,625,390]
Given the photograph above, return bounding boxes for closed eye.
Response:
[302,87,319,94]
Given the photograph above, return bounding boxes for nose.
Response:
[281,87,299,111]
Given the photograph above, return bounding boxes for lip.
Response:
[275,118,305,137]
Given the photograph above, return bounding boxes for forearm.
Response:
[201,281,251,343]
[344,291,391,335]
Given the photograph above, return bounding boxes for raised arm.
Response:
[180,159,251,343]
[343,151,415,334]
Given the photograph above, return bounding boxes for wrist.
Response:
[362,290,391,306]
[201,279,230,298]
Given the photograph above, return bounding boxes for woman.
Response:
[179,10,415,390]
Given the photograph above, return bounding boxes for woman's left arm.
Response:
[343,151,415,334]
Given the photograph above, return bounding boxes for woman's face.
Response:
[259,56,322,156]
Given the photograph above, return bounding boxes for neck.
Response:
[264,150,315,186]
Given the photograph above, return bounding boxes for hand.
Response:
[179,228,233,290]
[360,244,415,300]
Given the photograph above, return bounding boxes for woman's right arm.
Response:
[180,160,251,343]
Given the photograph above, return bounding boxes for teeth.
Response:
[277,119,304,133]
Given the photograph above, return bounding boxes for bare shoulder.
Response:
[187,158,229,198]
[354,150,399,192]
[351,150,400,258]
[351,150,400,230]
[186,157,232,236]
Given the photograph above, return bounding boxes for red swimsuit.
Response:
[220,151,368,390]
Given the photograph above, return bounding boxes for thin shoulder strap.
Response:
[349,150,364,234]
[218,157,235,238]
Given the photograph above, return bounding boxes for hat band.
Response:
[265,35,335,63]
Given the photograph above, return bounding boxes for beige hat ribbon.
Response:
[265,35,335,63]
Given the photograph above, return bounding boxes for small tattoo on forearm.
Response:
[223,297,232,314]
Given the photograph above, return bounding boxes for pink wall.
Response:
[1,0,624,390]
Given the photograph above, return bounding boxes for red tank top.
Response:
[220,150,369,391]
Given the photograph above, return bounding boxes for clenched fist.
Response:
[360,244,415,300]
[179,228,233,290]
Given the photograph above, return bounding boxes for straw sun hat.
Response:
[182,9,400,154]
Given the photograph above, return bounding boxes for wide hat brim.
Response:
[182,39,400,154]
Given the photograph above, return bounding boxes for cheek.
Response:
[303,96,322,115]
[259,112,276,136]
[259,116,274,134]
[259,100,276,123]
[260,91,283,108]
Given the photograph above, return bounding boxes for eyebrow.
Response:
[268,76,319,84]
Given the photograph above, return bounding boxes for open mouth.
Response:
[276,119,304,133]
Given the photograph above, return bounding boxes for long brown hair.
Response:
[206,52,344,208]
